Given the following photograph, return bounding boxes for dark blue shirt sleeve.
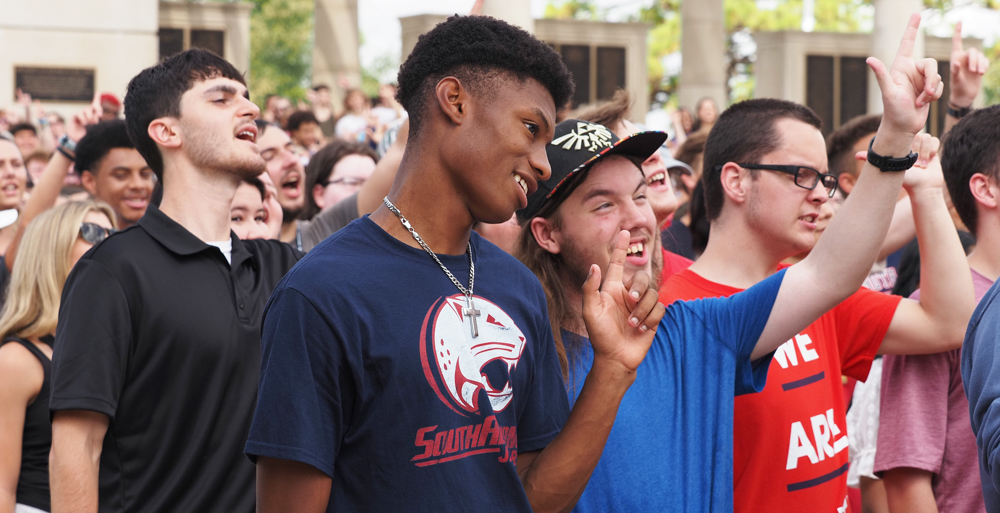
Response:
[245,286,355,478]
[962,279,1000,504]
[700,269,785,396]
[515,303,571,453]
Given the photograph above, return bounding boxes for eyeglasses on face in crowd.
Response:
[325,176,366,188]
[80,222,116,245]
[724,163,839,198]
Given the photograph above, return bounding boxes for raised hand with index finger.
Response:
[950,21,989,110]
[866,13,942,150]
[581,230,665,376]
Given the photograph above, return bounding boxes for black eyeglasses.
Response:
[732,163,838,198]
[79,222,116,245]
[324,176,366,188]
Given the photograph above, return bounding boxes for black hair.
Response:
[702,98,822,220]
[75,120,135,175]
[241,176,266,202]
[301,139,378,220]
[941,105,1000,235]
[826,114,881,178]
[124,48,245,182]
[312,84,330,92]
[254,119,277,136]
[395,15,573,136]
[286,110,319,132]
[9,123,37,137]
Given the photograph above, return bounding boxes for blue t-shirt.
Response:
[962,277,1000,512]
[565,269,785,513]
[245,216,570,512]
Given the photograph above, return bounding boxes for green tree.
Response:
[249,0,314,105]
[544,0,601,20]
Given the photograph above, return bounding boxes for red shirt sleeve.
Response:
[831,287,902,381]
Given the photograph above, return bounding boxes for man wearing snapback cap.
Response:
[515,15,953,509]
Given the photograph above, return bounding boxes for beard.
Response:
[282,206,303,224]
[185,124,266,181]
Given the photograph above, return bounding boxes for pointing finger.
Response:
[893,13,922,63]
[952,21,964,53]
[603,230,629,288]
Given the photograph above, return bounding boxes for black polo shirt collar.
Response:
[138,203,253,269]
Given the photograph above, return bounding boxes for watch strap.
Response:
[57,134,76,161]
[866,136,917,172]
[947,103,972,119]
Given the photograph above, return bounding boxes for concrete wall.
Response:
[399,16,649,122]
[0,0,159,117]
[755,31,982,106]
[313,0,361,109]
[159,1,252,73]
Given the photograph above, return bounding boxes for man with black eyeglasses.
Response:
[660,90,975,511]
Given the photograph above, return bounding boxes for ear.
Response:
[313,183,326,210]
[529,217,561,254]
[434,77,467,126]
[80,170,98,195]
[970,173,999,211]
[719,162,751,206]
[838,173,857,194]
[147,117,181,151]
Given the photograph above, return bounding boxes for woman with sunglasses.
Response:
[0,200,116,513]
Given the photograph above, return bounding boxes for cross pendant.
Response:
[463,296,481,338]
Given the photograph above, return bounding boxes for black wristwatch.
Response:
[947,103,973,119]
[867,137,917,172]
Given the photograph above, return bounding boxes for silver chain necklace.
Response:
[383,197,481,337]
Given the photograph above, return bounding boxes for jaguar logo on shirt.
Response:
[412,295,526,467]
[419,294,526,417]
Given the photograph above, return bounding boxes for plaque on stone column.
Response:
[14,67,96,102]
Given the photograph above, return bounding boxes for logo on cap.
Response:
[551,122,613,151]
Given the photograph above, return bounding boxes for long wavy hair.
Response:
[0,200,116,340]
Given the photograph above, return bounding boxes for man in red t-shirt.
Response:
[660,55,976,513]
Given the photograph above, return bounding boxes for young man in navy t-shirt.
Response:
[245,16,666,512]
[515,14,953,512]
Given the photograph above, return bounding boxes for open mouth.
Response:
[123,197,148,209]
[514,174,527,195]
[1,184,19,196]
[281,174,301,197]
[626,241,645,259]
[647,171,668,188]
[235,126,257,143]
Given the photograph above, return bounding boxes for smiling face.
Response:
[547,156,655,287]
[176,77,263,181]
[444,77,555,224]
[0,140,27,211]
[620,119,676,226]
[744,118,830,257]
[257,126,305,219]
[82,148,155,227]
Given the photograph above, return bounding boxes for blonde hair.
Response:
[0,200,117,340]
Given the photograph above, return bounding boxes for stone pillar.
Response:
[312,0,361,109]
[481,0,534,34]
[678,0,726,110]
[868,0,923,114]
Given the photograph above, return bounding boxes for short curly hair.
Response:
[75,120,134,175]
[826,114,881,179]
[396,15,573,136]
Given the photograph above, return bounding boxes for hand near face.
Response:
[866,13,943,138]
[581,230,665,374]
[949,21,989,108]
[258,172,285,240]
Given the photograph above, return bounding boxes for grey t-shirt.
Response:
[298,193,359,252]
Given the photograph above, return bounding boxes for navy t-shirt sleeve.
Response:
[514,297,571,453]
[50,259,133,418]
[245,286,355,478]
[962,279,1000,504]
[700,269,785,395]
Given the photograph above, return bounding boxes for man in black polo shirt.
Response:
[48,50,300,513]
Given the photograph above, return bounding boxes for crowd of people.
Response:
[1,10,1000,513]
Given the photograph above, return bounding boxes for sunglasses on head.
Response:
[80,222,116,245]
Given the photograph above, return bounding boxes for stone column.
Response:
[868,0,923,114]
[481,0,534,34]
[312,0,361,108]
[678,0,726,110]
